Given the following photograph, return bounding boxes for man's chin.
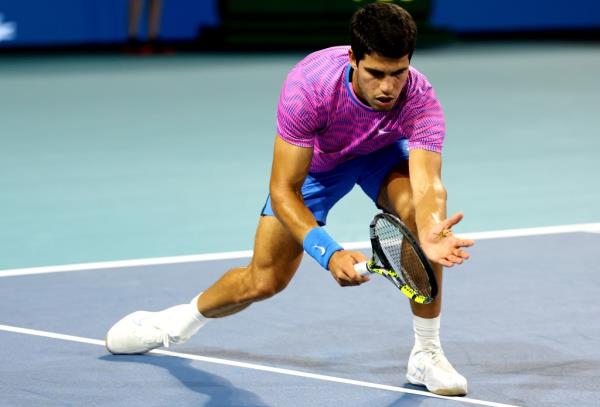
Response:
[371,104,395,112]
[372,99,396,111]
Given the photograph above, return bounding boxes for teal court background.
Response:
[1,43,599,270]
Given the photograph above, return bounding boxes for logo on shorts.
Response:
[313,245,326,256]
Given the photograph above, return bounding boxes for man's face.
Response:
[349,50,410,111]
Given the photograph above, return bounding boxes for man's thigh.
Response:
[375,160,415,226]
[251,215,304,287]
[357,138,410,206]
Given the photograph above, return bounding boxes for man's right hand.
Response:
[328,250,370,286]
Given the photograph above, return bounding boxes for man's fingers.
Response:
[339,279,363,287]
[438,259,453,267]
[350,251,368,263]
[443,211,464,230]
[446,254,464,264]
[348,267,369,283]
[336,275,355,287]
[349,251,369,282]
[456,249,470,259]
[450,246,471,259]
[457,238,475,247]
[351,262,370,282]
[336,268,368,287]
[339,279,354,287]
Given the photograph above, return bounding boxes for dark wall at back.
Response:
[200,0,432,50]
[0,0,599,48]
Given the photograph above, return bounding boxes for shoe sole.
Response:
[105,329,154,355]
[105,333,154,355]
[104,334,125,355]
[105,334,112,354]
[406,374,467,397]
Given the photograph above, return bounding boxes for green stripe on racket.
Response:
[354,212,438,304]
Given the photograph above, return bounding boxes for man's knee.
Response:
[378,180,416,226]
[248,265,293,300]
[398,196,416,226]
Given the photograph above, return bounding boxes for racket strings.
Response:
[400,239,432,296]
[375,218,432,296]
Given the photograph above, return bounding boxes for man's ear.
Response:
[348,48,358,70]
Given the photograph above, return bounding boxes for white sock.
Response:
[156,293,210,342]
[413,314,441,351]
[189,293,209,319]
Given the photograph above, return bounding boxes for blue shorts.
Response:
[261,139,409,226]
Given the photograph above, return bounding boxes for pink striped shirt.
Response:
[277,46,445,173]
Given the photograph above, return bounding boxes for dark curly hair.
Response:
[351,2,417,62]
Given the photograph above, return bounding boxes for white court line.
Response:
[1,222,599,278]
[0,324,520,407]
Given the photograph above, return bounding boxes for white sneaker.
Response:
[106,311,170,354]
[106,304,206,355]
[406,346,468,396]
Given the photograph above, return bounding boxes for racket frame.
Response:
[367,213,439,304]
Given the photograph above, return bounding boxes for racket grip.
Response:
[354,261,370,276]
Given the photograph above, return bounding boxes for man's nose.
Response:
[380,77,395,94]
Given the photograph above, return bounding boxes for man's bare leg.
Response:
[106,215,303,353]
[377,162,467,396]
[198,215,304,318]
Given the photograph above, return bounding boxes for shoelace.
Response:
[161,332,170,348]
[428,349,445,363]
[137,329,170,348]
[132,317,172,348]
[142,328,188,348]
[418,346,447,366]
[134,314,190,349]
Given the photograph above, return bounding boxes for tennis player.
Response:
[106,3,474,396]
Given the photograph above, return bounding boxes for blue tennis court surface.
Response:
[1,230,599,406]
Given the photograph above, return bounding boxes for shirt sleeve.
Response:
[276,66,319,148]
[402,76,446,154]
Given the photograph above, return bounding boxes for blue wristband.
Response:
[303,227,343,270]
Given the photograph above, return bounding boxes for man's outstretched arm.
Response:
[408,149,474,266]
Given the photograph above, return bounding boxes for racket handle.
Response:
[354,261,370,276]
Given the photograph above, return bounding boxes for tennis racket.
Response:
[354,212,438,304]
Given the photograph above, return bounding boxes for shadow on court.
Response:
[384,388,431,406]
[99,355,271,407]
[99,354,440,407]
